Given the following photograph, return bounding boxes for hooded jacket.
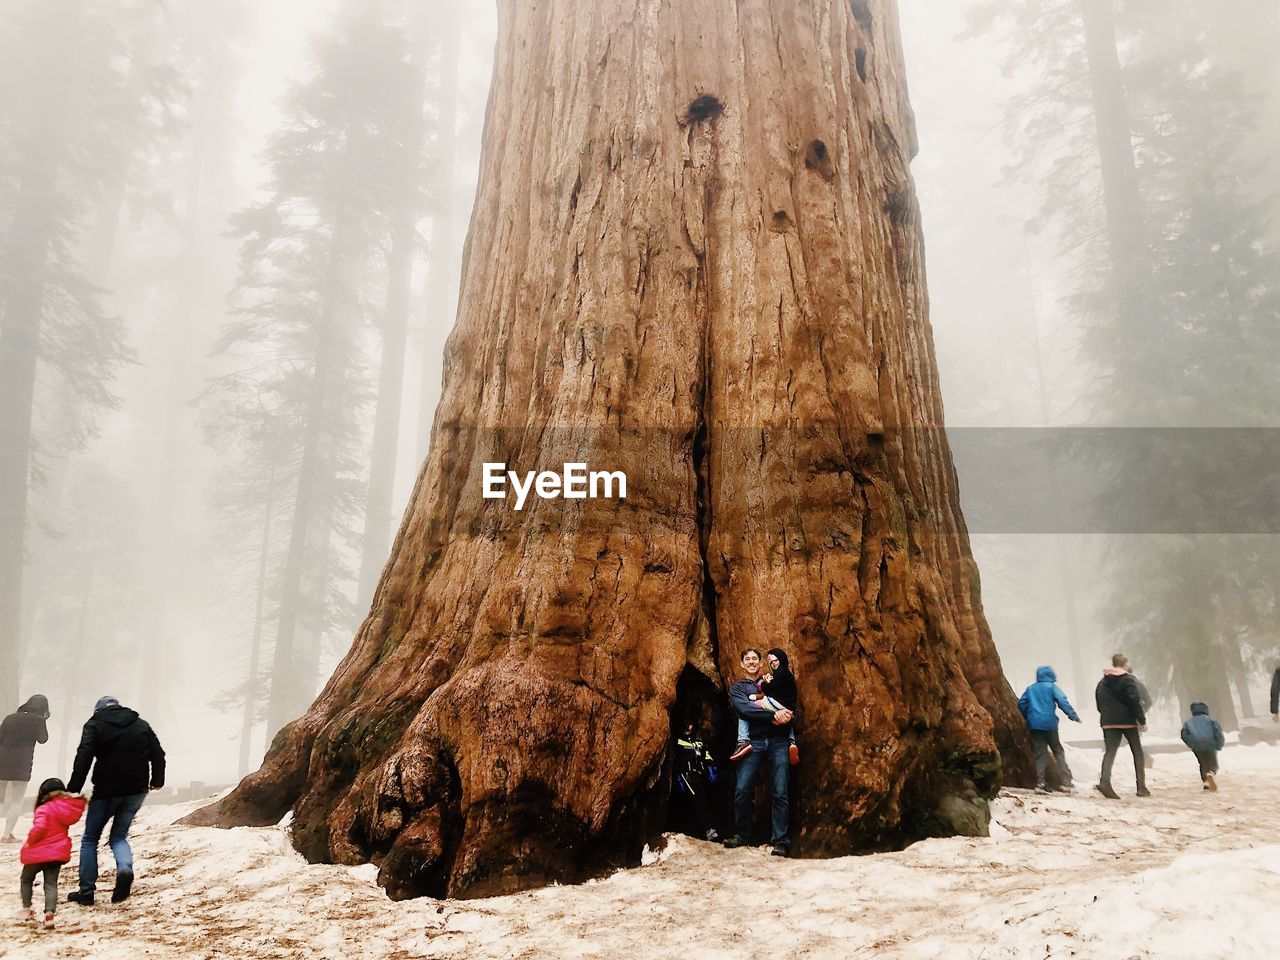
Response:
[1180,702,1225,753]
[1095,668,1147,728]
[66,704,166,799]
[1018,666,1080,731]
[20,792,86,866]
[731,678,792,740]
[0,695,50,782]
[762,649,799,712]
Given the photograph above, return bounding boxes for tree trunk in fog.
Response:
[0,180,57,715]
[415,0,461,461]
[0,0,79,712]
[264,220,350,740]
[189,0,1032,899]
[1078,0,1149,339]
[239,462,278,776]
[137,147,208,720]
[57,568,95,772]
[1224,636,1255,719]
[297,514,334,709]
[1027,275,1087,697]
[357,2,432,614]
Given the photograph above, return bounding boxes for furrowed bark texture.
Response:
[186,0,1032,898]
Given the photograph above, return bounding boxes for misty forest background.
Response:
[2,0,1278,788]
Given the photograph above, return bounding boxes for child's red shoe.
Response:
[788,743,799,766]
[729,741,753,761]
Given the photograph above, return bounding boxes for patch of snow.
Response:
[5,745,1278,958]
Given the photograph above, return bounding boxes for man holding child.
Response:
[723,649,794,857]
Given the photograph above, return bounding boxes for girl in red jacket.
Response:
[16,778,85,930]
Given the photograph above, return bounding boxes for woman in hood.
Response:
[763,649,800,766]
[0,695,51,842]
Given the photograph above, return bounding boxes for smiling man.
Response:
[724,649,795,856]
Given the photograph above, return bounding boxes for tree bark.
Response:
[189,0,1031,899]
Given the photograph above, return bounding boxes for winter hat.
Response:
[94,696,120,712]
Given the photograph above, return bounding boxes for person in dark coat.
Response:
[672,720,719,842]
[65,697,165,906]
[1179,701,1225,792]
[1271,665,1279,724]
[1018,666,1081,792]
[764,648,800,765]
[0,695,51,842]
[1095,653,1148,799]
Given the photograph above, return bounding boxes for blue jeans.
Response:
[733,736,790,846]
[79,793,146,893]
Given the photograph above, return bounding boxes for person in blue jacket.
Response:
[1018,666,1081,793]
[1180,701,1225,792]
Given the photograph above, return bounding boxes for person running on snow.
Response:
[672,720,720,842]
[1017,665,1081,793]
[1094,653,1149,799]
[16,778,85,930]
[65,697,165,906]
[730,648,799,766]
[0,694,51,843]
[723,650,794,857]
[1180,701,1225,792]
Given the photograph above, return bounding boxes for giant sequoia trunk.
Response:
[187,0,1032,899]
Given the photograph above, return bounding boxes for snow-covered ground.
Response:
[4,743,1278,960]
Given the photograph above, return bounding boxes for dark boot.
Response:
[111,871,134,903]
[1094,782,1120,800]
[67,890,94,907]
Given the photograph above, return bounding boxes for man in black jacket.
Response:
[1095,653,1148,799]
[723,649,794,856]
[65,697,165,905]
[1271,665,1279,724]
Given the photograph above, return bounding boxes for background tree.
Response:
[190,0,1032,899]
[356,0,434,613]
[0,0,174,713]
[20,460,143,770]
[972,0,1280,723]
[205,3,424,744]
